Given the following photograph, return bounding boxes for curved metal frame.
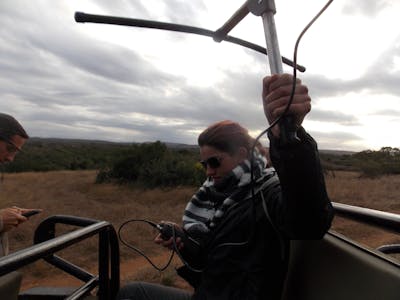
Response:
[333,202,400,235]
[0,215,120,300]
[0,205,398,300]
[74,12,305,72]
[332,202,400,255]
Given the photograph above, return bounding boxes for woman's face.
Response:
[200,145,246,185]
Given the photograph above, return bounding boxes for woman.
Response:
[118,74,333,300]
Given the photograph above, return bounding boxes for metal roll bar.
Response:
[332,202,400,254]
[74,12,305,73]
[0,215,120,300]
[333,202,400,235]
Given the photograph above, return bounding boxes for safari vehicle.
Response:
[1,1,399,299]
[0,203,399,299]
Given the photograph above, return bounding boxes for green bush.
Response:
[352,147,400,178]
[96,141,205,187]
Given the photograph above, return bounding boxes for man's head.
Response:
[0,113,29,164]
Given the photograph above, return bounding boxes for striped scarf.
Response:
[182,151,276,240]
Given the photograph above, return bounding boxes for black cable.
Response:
[253,0,335,150]
[118,0,335,273]
[189,0,336,253]
[249,0,335,246]
[251,0,335,189]
[118,219,204,273]
[118,219,175,271]
[168,225,204,273]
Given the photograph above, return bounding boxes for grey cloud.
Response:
[309,109,360,126]
[304,34,400,99]
[309,130,363,151]
[164,0,206,25]
[1,0,398,151]
[0,1,174,89]
[91,0,149,18]
[25,26,172,87]
[371,109,400,117]
[342,0,390,17]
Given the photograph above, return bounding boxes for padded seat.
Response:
[282,233,400,300]
[0,271,22,300]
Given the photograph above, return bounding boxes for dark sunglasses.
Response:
[2,139,22,154]
[200,156,223,169]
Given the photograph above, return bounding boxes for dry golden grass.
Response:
[1,170,195,291]
[326,171,400,251]
[1,170,399,291]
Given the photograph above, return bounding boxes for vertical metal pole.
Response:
[248,0,299,144]
[248,0,283,74]
[261,11,283,74]
[99,229,110,300]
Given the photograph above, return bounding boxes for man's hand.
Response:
[0,207,42,232]
[0,207,27,232]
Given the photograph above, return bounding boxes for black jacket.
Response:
[178,128,334,300]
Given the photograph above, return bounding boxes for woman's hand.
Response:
[154,222,184,251]
[262,73,311,138]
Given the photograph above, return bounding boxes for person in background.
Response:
[118,74,334,300]
[0,113,41,257]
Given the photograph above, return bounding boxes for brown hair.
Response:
[0,113,29,140]
[198,120,267,157]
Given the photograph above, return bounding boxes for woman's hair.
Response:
[198,120,268,157]
[0,113,29,140]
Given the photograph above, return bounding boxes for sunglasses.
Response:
[200,156,223,169]
[2,139,22,154]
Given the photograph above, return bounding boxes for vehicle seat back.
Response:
[282,233,400,300]
[0,271,22,300]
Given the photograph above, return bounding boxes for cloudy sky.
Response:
[1,0,399,151]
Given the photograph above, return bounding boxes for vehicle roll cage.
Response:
[0,215,120,300]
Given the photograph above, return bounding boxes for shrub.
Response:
[96,141,205,187]
[352,147,400,178]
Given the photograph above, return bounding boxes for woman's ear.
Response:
[237,146,248,161]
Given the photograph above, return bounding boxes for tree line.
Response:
[5,138,400,186]
[320,147,400,178]
[6,138,205,187]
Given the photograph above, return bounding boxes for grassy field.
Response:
[1,170,399,292]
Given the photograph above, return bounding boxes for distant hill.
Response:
[28,137,133,146]
[319,149,355,156]
[6,137,398,179]
[27,137,354,154]
[5,138,201,173]
[5,137,363,174]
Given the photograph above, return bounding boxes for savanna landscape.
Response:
[1,140,399,293]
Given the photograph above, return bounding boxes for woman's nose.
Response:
[206,166,216,177]
[5,153,15,162]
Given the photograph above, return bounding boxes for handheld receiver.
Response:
[157,223,201,257]
[22,210,41,218]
